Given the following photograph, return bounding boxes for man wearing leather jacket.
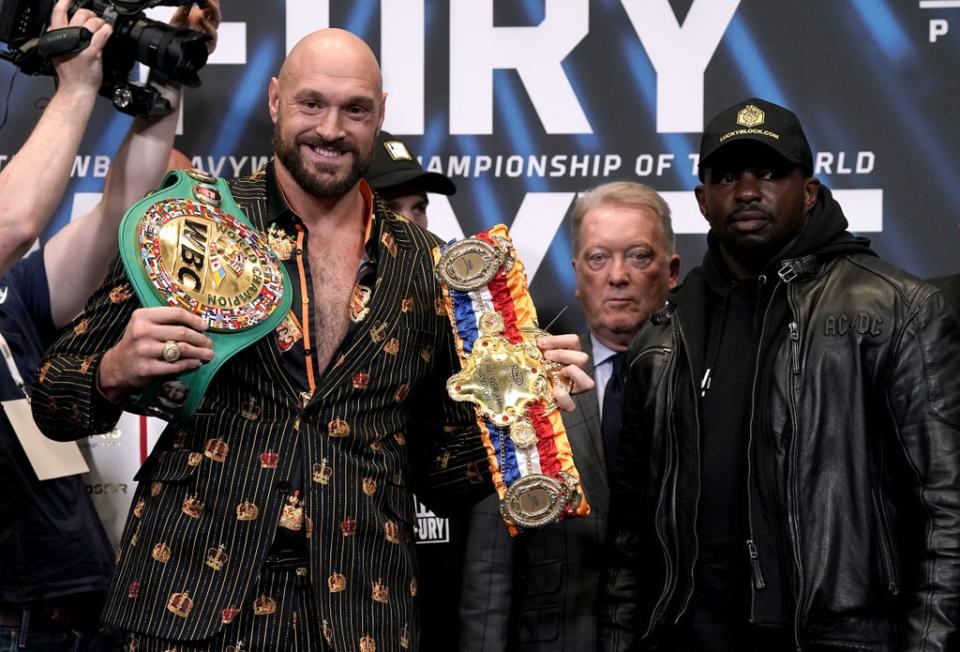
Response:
[600,98,960,651]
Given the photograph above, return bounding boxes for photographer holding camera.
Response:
[0,0,219,649]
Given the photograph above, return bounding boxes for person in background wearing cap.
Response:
[364,131,456,229]
[600,98,960,651]
[364,130,462,648]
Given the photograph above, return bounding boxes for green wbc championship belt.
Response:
[118,168,292,421]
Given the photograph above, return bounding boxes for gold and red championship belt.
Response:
[433,224,590,534]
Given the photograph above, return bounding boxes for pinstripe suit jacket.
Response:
[459,336,610,651]
[32,170,489,650]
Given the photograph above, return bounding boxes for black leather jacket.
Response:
[601,233,960,650]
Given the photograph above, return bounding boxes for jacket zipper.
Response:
[642,341,681,637]
[746,539,766,589]
[785,282,805,651]
[745,274,777,622]
[671,317,704,624]
[788,322,800,374]
[873,489,901,596]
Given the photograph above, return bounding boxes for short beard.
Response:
[272,126,372,199]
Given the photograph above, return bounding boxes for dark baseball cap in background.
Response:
[365,131,457,195]
[697,98,813,180]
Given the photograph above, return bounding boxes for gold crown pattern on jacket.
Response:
[383,520,400,544]
[181,495,203,519]
[80,355,96,374]
[327,571,346,593]
[221,605,241,624]
[328,418,350,438]
[240,398,260,421]
[205,544,229,571]
[400,623,411,649]
[151,541,172,563]
[260,449,279,469]
[383,337,400,356]
[252,594,276,616]
[420,344,433,363]
[312,458,333,484]
[203,437,229,462]
[351,284,372,322]
[371,578,389,604]
[133,498,145,518]
[236,500,259,521]
[361,477,377,497]
[369,321,387,344]
[278,491,304,531]
[166,591,193,618]
[352,371,370,389]
[109,283,133,303]
[381,231,397,257]
[359,635,377,652]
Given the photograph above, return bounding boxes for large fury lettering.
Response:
[284,0,739,135]
[449,0,590,134]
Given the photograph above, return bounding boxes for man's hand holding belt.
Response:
[97,307,214,403]
[533,332,594,412]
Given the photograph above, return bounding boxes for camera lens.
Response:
[117,17,209,87]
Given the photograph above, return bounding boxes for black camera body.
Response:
[0,0,210,116]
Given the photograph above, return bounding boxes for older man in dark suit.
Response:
[459,182,679,651]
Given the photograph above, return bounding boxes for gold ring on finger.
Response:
[162,340,182,363]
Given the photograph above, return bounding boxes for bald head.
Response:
[268,28,386,201]
[280,28,382,94]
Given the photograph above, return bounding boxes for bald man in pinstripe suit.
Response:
[32,28,590,652]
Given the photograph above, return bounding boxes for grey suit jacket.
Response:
[459,335,609,651]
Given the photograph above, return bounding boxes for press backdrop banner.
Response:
[0,0,957,544]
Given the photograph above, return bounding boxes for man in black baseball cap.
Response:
[365,131,456,228]
[601,97,960,651]
[695,97,819,277]
[697,97,813,181]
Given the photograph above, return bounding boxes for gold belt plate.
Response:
[446,311,556,429]
[137,198,284,332]
[499,473,582,528]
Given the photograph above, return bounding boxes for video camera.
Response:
[0,0,210,116]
